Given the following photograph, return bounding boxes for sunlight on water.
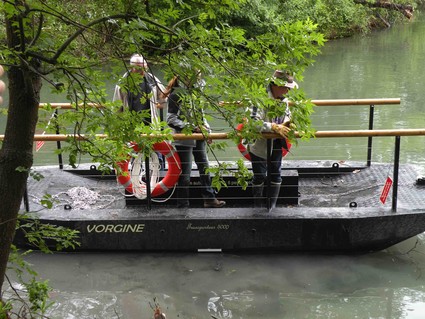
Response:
[403,294,425,319]
[47,292,119,319]
[7,241,425,319]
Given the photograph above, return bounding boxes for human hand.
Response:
[192,126,202,133]
[193,125,209,133]
[155,102,165,109]
[271,123,290,138]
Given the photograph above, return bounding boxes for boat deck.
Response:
[24,160,425,213]
[18,161,425,252]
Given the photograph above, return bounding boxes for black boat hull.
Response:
[16,161,425,253]
[14,207,425,253]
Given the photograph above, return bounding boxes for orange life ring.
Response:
[117,141,181,197]
[236,123,291,161]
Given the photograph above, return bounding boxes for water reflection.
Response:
[8,234,424,319]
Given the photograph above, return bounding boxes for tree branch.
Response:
[28,13,44,48]
[354,0,414,19]
[25,13,177,65]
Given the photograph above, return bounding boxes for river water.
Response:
[4,14,425,319]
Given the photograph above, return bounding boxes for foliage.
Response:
[218,0,419,39]
[8,0,325,179]
[2,214,80,318]
[0,0,324,316]
[3,245,53,318]
[0,164,79,318]
[18,216,81,253]
[208,158,253,191]
[234,159,254,190]
[0,0,419,53]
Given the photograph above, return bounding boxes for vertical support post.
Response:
[145,154,152,211]
[367,105,375,167]
[266,139,272,210]
[23,184,30,212]
[159,108,166,170]
[54,109,64,169]
[392,136,400,212]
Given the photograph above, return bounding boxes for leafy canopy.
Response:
[2,0,325,175]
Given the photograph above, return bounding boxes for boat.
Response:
[9,98,425,253]
[13,155,425,253]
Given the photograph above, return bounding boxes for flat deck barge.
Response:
[15,160,425,253]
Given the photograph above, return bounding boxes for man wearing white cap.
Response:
[248,70,298,209]
[113,54,166,126]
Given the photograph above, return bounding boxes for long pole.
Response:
[38,98,401,109]
[3,129,425,142]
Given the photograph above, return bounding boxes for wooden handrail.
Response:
[309,98,400,106]
[1,128,424,141]
[38,102,101,109]
[38,98,400,109]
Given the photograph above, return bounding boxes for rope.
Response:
[130,152,160,199]
[30,186,116,210]
[128,147,178,202]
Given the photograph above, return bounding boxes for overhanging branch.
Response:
[354,0,414,19]
[25,13,177,65]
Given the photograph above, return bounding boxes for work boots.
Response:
[269,181,281,210]
[252,183,264,208]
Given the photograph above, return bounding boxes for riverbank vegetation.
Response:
[229,0,422,39]
[0,0,421,52]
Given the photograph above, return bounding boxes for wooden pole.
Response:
[308,98,400,106]
[37,98,401,110]
[2,129,425,142]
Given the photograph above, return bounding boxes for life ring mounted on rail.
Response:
[116,141,181,199]
[235,123,291,161]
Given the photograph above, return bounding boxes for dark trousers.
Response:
[176,140,215,207]
[250,139,284,186]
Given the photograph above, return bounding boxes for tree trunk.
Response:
[0,18,42,297]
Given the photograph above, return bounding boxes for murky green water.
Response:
[4,14,425,319]
[13,236,425,319]
[300,15,425,171]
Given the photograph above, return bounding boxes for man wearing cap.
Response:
[113,54,167,172]
[248,70,298,209]
[113,54,166,126]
